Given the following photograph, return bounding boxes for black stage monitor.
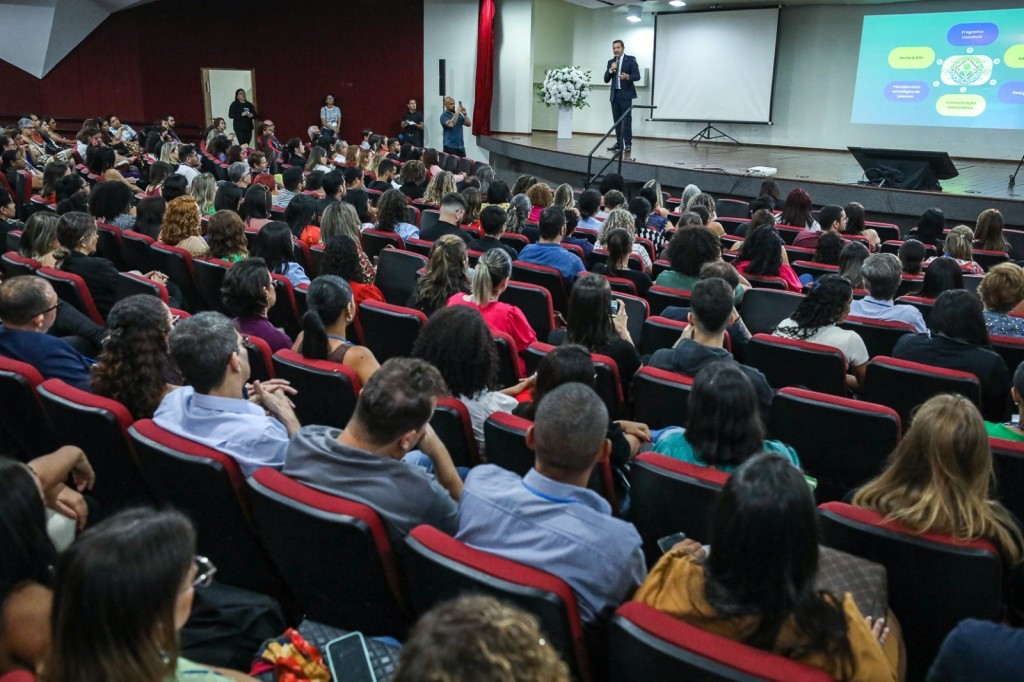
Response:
[848,147,958,191]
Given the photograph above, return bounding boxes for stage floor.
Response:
[480,132,1024,225]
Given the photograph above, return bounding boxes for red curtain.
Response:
[473,0,496,136]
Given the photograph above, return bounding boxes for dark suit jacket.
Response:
[60,251,120,317]
[604,54,640,100]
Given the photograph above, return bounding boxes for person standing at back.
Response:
[603,40,641,153]
[440,97,471,157]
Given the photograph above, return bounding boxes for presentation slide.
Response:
[851,8,1024,130]
[651,8,779,123]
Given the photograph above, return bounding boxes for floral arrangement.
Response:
[536,66,592,109]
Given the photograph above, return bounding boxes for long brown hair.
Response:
[413,235,469,313]
[853,394,1023,564]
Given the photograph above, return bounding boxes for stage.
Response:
[478,132,1024,228]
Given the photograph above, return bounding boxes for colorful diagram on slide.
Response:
[851,8,1024,130]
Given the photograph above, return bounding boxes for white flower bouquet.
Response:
[536,66,592,109]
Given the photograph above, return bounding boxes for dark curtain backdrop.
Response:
[472,0,495,136]
[0,0,424,144]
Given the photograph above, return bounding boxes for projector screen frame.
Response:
[650,5,783,125]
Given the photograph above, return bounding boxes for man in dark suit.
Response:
[603,40,641,153]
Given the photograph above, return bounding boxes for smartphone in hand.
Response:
[657,531,687,554]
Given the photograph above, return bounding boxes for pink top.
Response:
[447,293,537,375]
[527,206,544,223]
[735,260,804,294]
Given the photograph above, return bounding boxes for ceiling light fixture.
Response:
[668,0,686,6]
[626,4,642,22]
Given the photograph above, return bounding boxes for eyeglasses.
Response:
[193,555,217,587]
[33,301,62,316]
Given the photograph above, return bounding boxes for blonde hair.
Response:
[643,179,665,209]
[599,207,636,246]
[424,171,457,204]
[472,247,512,304]
[685,192,717,218]
[159,142,178,164]
[189,173,216,215]
[943,225,975,261]
[157,195,201,246]
[853,394,1023,564]
[979,262,1024,313]
[552,183,574,210]
[320,201,362,245]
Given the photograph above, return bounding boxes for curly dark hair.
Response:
[376,189,410,233]
[737,225,784,277]
[87,181,133,222]
[206,210,248,261]
[91,295,174,419]
[775,274,852,340]
[320,235,366,284]
[813,231,845,265]
[411,305,496,398]
[666,226,721,276]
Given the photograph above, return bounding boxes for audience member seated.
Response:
[57,212,169,317]
[928,619,1024,682]
[392,595,570,682]
[158,195,210,259]
[838,241,870,289]
[19,212,63,268]
[413,305,531,454]
[854,393,1022,583]
[598,208,652,272]
[221,258,292,352]
[774,275,868,390]
[916,258,963,301]
[91,295,177,420]
[649,277,772,415]
[0,276,92,391]
[448,248,536,375]
[985,361,1024,443]
[794,204,846,250]
[132,196,165,240]
[205,210,249,263]
[342,166,374,223]
[319,236,384,307]
[423,171,457,206]
[653,362,800,471]
[518,206,586,286]
[594,227,652,295]
[923,225,984,275]
[398,160,427,201]
[907,207,945,249]
[898,239,926,277]
[214,162,250,212]
[320,201,375,282]
[481,180,511,212]
[375,188,419,241]
[683,193,725,237]
[419,192,472,243]
[634,453,899,680]
[190,173,217,217]
[251,221,310,287]
[577,188,602,232]
[467,205,517,260]
[813,231,845,266]
[735,225,803,293]
[979,263,1024,337]
[45,508,259,682]
[456,382,647,625]
[161,174,189,204]
[409,235,471,317]
[291,275,379,386]
[284,194,317,244]
[892,290,1011,422]
[525,183,553,223]
[735,198,776,238]
[175,144,201,188]
[283,358,461,540]
[367,159,398,192]
[241,184,273,232]
[849,253,928,334]
[561,208,594,258]
[505,194,536,240]
[844,201,880,251]
[511,174,539,198]
[779,188,818,231]
[0,449,95,680]
[272,167,304,210]
[87,181,136,231]
[156,311,299,474]
[549,273,639,390]
[974,208,1015,259]
[657,226,745,301]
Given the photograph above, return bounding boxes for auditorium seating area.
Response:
[4,109,1024,682]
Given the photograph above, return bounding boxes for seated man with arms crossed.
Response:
[456,382,647,625]
[284,357,462,541]
[155,311,300,475]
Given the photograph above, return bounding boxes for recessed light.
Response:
[669,0,686,6]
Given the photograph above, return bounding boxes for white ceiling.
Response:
[563,0,919,9]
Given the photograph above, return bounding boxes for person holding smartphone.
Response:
[440,96,471,157]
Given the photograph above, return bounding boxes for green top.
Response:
[169,657,226,680]
[654,270,745,304]
[224,252,247,264]
[654,431,801,473]
[986,421,1024,442]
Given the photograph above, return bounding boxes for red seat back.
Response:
[862,356,981,431]
[357,300,426,363]
[271,349,360,429]
[0,355,56,458]
[37,266,106,325]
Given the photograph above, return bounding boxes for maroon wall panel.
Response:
[0,0,424,144]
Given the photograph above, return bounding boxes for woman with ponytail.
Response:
[291,275,379,385]
[447,247,537,376]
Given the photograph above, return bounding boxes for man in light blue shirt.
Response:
[849,253,928,335]
[456,382,647,625]
[154,312,301,476]
[518,206,587,286]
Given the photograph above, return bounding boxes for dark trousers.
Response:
[234,126,253,146]
[443,145,465,157]
[610,90,633,147]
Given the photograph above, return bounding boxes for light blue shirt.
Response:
[440,110,467,150]
[578,216,602,232]
[848,295,929,335]
[456,466,647,624]
[393,221,420,241]
[518,242,586,285]
[153,386,290,476]
[276,261,310,287]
